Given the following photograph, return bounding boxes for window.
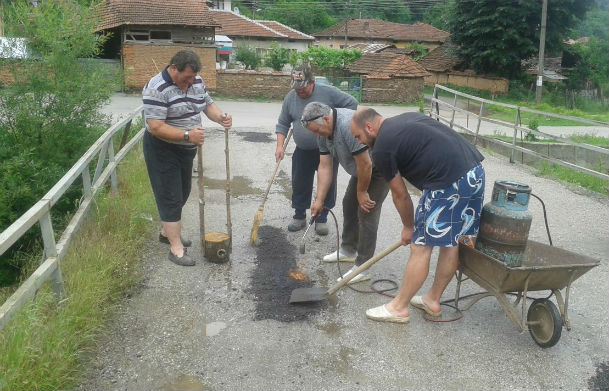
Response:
[150,31,171,40]
[126,30,149,41]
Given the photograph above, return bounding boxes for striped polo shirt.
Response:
[142,67,214,146]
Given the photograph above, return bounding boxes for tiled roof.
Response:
[419,43,461,72]
[348,52,430,78]
[346,43,395,53]
[94,0,219,31]
[315,19,449,43]
[211,10,285,39]
[257,20,314,41]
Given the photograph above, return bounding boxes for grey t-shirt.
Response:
[318,108,368,177]
[276,84,358,150]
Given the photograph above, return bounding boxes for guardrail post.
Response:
[449,94,458,128]
[39,209,66,302]
[81,164,92,199]
[108,140,118,194]
[93,139,110,184]
[473,102,485,146]
[119,119,133,150]
[510,107,521,163]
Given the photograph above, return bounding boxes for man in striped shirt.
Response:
[142,50,232,266]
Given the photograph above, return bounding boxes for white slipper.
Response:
[336,266,370,284]
[366,304,410,323]
[410,295,442,317]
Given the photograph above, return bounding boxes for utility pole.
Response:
[344,0,349,48]
[535,0,548,105]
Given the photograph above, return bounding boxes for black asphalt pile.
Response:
[248,225,325,322]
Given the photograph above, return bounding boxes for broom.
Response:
[249,128,293,246]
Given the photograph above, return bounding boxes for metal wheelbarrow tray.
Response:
[455,240,600,348]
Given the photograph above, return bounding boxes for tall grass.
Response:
[0,145,156,391]
[538,162,608,194]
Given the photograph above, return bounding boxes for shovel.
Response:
[289,241,402,304]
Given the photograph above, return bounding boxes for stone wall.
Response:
[362,76,424,103]
[215,70,291,99]
[122,43,216,90]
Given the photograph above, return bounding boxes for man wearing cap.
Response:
[275,63,358,235]
[142,50,232,266]
[350,108,485,323]
[302,102,389,283]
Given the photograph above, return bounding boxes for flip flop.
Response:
[410,295,442,317]
[365,304,410,324]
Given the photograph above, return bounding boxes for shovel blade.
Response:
[289,287,327,304]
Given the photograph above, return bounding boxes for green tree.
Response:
[299,46,362,71]
[422,0,454,31]
[262,0,335,34]
[569,9,609,40]
[234,44,262,69]
[0,0,118,282]
[265,42,291,71]
[564,38,609,95]
[450,0,595,77]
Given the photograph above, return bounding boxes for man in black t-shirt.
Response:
[350,108,486,323]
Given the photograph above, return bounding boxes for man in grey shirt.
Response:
[275,63,358,235]
[302,102,389,283]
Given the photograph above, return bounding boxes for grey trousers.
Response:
[341,168,389,266]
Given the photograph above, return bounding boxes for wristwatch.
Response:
[184,131,189,142]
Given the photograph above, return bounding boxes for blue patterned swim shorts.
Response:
[412,164,485,247]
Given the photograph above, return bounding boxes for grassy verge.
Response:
[537,162,608,194]
[425,85,609,124]
[489,133,608,146]
[0,146,156,391]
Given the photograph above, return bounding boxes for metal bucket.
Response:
[475,180,533,267]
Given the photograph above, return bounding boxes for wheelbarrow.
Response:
[455,240,599,348]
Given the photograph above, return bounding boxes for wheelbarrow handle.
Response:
[327,241,402,296]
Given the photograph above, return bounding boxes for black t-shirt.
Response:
[371,112,484,190]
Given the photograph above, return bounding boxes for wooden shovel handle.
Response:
[260,128,293,204]
[327,241,403,296]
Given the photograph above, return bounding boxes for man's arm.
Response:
[203,102,232,129]
[311,154,333,218]
[331,87,358,109]
[275,97,292,162]
[146,119,204,145]
[352,151,375,213]
[388,173,415,245]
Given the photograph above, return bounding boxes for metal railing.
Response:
[0,106,145,331]
[429,84,609,181]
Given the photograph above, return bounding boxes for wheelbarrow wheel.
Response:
[527,298,562,348]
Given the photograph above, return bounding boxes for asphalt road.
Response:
[82,95,609,391]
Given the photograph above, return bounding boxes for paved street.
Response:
[83,95,609,391]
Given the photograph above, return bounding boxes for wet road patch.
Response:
[200,175,258,197]
[248,225,325,322]
[589,361,609,391]
[237,131,273,143]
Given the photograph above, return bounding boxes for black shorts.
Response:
[143,131,196,222]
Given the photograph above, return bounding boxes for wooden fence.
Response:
[0,106,145,331]
[429,84,609,181]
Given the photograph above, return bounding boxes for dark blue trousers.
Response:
[291,147,338,222]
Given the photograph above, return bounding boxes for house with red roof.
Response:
[94,0,220,89]
[211,10,314,59]
[314,19,449,51]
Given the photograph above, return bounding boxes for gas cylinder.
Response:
[474,180,533,267]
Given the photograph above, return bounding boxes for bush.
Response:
[234,45,262,70]
[0,1,119,286]
[265,42,291,71]
[299,46,362,72]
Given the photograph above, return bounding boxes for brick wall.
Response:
[362,77,424,103]
[122,43,217,90]
[215,70,292,99]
